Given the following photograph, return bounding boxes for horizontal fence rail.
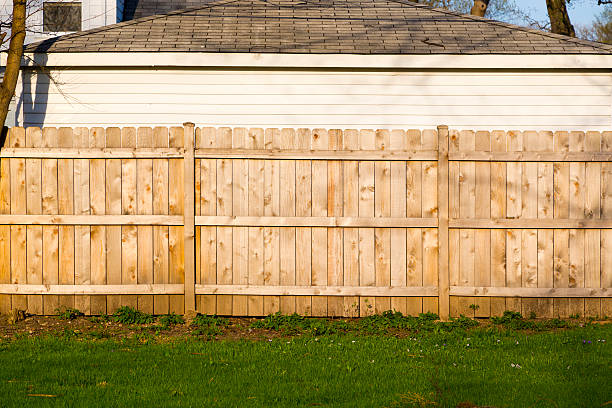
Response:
[0,126,610,319]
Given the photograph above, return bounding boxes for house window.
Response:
[43,2,82,32]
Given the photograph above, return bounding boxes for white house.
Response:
[8,0,612,131]
[0,0,126,45]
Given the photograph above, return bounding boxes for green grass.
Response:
[0,323,609,407]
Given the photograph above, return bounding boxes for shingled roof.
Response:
[28,0,612,54]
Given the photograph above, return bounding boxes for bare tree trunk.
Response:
[546,0,575,37]
[0,1,26,128]
[471,0,490,17]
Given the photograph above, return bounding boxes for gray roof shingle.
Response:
[27,0,612,54]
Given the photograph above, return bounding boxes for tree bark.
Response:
[470,0,489,17]
[0,1,26,129]
[546,0,575,37]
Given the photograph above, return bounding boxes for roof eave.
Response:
[9,52,612,69]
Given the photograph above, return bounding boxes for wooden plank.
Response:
[536,131,554,318]
[458,130,476,316]
[554,131,570,318]
[474,130,491,317]
[0,214,183,225]
[374,130,391,314]
[280,128,298,315]
[57,128,74,311]
[521,229,538,317]
[216,128,233,315]
[569,132,586,317]
[390,129,408,315]
[506,228,522,312]
[194,285,439,297]
[169,127,185,314]
[448,129,460,318]
[437,126,450,320]
[327,129,344,316]
[568,228,585,316]
[73,128,92,315]
[0,155,10,314]
[183,123,196,314]
[520,132,539,316]
[449,287,609,298]
[87,128,105,315]
[25,128,43,315]
[490,228,506,316]
[343,129,359,317]
[263,129,282,314]
[585,131,602,317]
[247,129,265,316]
[449,219,612,229]
[602,132,612,318]
[120,128,138,310]
[537,229,554,318]
[535,130,555,317]
[1,148,184,159]
[422,128,438,314]
[311,129,328,317]
[89,127,106,315]
[136,127,154,314]
[10,225,27,311]
[40,128,59,315]
[263,128,281,315]
[8,128,26,311]
[104,128,122,313]
[198,127,217,315]
[195,216,437,228]
[447,151,612,162]
[152,129,171,315]
[359,129,375,316]
[554,229,570,318]
[602,229,612,318]
[0,284,184,295]
[231,128,249,316]
[422,228,437,314]
[195,149,438,161]
[490,130,507,316]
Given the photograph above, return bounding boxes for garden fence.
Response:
[0,125,610,319]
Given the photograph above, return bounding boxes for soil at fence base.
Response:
[0,314,288,341]
[0,314,607,341]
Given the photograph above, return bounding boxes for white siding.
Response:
[15,69,612,131]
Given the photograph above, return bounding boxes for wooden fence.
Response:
[0,125,610,319]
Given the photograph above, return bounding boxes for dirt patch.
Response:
[0,313,605,342]
[0,314,307,342]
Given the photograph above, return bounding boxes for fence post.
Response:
[183,122,196,313]
[437,125,450,321]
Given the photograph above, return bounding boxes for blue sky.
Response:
[513,0,603,26]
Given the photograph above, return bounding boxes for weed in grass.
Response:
[388,391,437,407]
[490,310,575,331]
[55,307,84,321]
[468,304,480,312]
[87,330,111,340]
[191,314,230,337]
[251,313,310,333]
[159,313,185,327]
[112,306,155,325]
[251,313,350,335]
[61,328,81,338]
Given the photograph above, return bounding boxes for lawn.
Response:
[0,313,609,407]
